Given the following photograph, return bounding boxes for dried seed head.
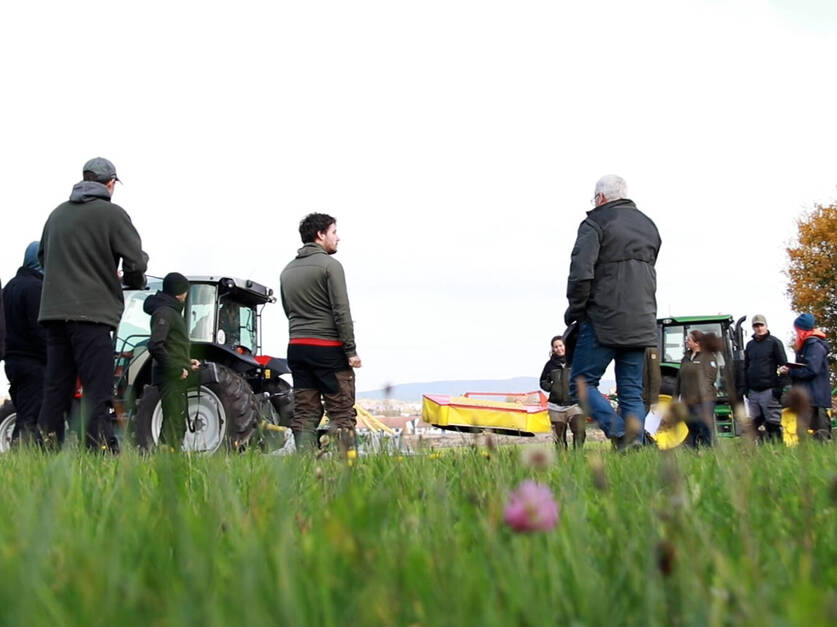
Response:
[315,466,324,480]
[657,540,676,577]
[521,445,555,470]
[588,453,608,492]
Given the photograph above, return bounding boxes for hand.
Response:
[180,368,189,380]
[190,359,201,370]
[778,365,789,375]
[348,355,362,368]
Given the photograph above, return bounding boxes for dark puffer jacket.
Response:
[565,199,661,348]
[744,332,787,393]
[2,267,47,363]
[789,336,831,408]
[144,292,191,383]
[539,355,572,405]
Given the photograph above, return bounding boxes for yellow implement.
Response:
[422,392,551,436]
[653,394,689,450]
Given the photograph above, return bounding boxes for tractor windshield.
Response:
[117,280,162,352]
[660,321,730,396]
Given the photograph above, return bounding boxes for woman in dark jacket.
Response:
[675,330,722,447]
[539,336,585,449]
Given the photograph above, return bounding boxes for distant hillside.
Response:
[359,377,618,402]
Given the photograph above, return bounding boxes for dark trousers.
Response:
[159,377,189,446]
[38,321,117,451]
[287,344,357,450]
[5,357,45,445]
[685,401,715,448]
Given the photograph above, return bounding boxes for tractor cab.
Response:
[114,276,292,453]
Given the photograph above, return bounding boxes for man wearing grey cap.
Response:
[37,157,148,453]
[743,314,787,443]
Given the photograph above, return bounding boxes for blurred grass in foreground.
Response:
[0,440,835,626]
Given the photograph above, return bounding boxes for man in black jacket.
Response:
[565,175,661,449]
[744,314,787,442]
[3,242,47,445]
[144,273,199,448]
[37,158,148,453]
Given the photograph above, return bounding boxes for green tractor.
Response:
[656,314,746,438]
[0,276,294,454]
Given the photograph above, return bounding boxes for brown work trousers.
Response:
[288,343,357,450]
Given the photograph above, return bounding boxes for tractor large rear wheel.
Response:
[0,402,17,453]
[133,364,258,453]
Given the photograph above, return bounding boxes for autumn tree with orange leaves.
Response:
[785,203,837,384]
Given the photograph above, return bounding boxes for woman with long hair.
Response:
[675,330,722,447]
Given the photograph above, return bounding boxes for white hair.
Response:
[594,174,628,202]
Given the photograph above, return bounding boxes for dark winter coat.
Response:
[744,332,787,393]
[280,243,357,357]
[539,355,572,405]
[789,336,831,408]
[38,181,148,328]
[2,267,47,363]
[144,292,191,383]
[565,198,661,348]
[676,350,718,405]
[0,280,5,361]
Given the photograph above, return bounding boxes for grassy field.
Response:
[0,440,835,626]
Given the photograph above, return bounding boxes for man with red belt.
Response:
[280,213,361,452]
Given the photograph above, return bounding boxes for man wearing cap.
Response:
[743,314,788,443]
[780,313,832,441]
[37,157,148,453]
[143,272,200,448]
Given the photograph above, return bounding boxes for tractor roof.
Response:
[186,276,275,305]
[658,314,734,324]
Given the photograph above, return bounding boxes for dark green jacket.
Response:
[280,243,357,357]
[38,181,147,328]
[144,292,190,382]
[675,350,718,405]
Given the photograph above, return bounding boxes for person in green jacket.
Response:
[143,273,200,448]
[37,158,148,452]
[280,213,361,453]
[675,330,722,447]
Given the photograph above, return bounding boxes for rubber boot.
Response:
[570,414,586,449]
[552,422,568,449]
[764,422,783,444]
[293,429,318,452]
[335,428,357,457]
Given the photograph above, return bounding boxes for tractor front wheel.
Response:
[133,364,258,453]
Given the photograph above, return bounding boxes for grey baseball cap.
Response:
[751,314,767,326]
[82,157,120,183]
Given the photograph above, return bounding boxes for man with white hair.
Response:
[564,175,661,449]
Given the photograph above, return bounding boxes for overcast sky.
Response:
[2,0,836,395]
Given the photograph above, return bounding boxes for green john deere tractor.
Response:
[656,314,746,438]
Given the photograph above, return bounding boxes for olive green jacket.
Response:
[279,243,357,357]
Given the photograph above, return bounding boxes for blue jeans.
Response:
[569,321,646,440]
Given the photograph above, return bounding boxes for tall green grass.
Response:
[0,441,835,625]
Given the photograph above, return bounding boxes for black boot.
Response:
[764,422,783,444]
